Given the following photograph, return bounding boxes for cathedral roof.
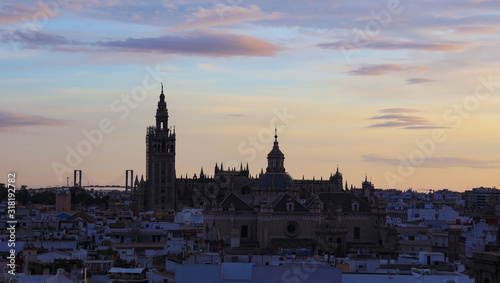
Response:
[258,172,297,191]
[270,193,309,212]
[220,192,253,211]
[305,192,371,213]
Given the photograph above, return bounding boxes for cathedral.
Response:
[135,87,398,256]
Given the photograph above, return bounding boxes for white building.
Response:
[407,206,467,223]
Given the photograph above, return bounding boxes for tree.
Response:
[17,189,31,205]
[31,191,56,205]
[0,184,7,202]
[72,189,95,205]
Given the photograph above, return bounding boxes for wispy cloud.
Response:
[0,4,38,24]
[1,30,79,48]
[97,31,282,57]
[318,39,467,52]
[405,78,437,84]
[65,0,121,11]
[380,108,422,113]
[362,154,500,168]
[220,113,246,118]
[171,5,283,31]
[368,108,446,129]
[0,110,68,133]
[348,64,426,76]
[2,30,282,57]
[451,25,500,34]
[197,63,227,72]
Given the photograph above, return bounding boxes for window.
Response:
[285,221,299,237]
[352,202,359,211]
[354,227,360,240]
[241,225,248,238]
[241,186,251,195]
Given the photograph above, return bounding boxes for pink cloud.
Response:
[452,25,500,34]
[97,30,282,57]
[0,4,38,24]
[0,110,68,133]
[171,4,283,31]
[349,64,426,76]
[2,29,283,57]
[65,0,120,11]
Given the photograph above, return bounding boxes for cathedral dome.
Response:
[258,172,297,191]
[259,130,297,191]
[267,145,284,157]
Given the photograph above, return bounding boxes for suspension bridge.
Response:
[58,170,138,192]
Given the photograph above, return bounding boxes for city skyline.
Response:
[2,0,500,191]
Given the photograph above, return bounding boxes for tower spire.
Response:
[266,128,285,173]
[156,84,168,116]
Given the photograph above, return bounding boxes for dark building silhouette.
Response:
[142,84,176,211]
[134,88,397,256]
[135,87,343,211]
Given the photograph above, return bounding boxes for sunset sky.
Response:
[2,0,500,191]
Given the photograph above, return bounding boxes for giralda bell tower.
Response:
[145,84,176,211]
